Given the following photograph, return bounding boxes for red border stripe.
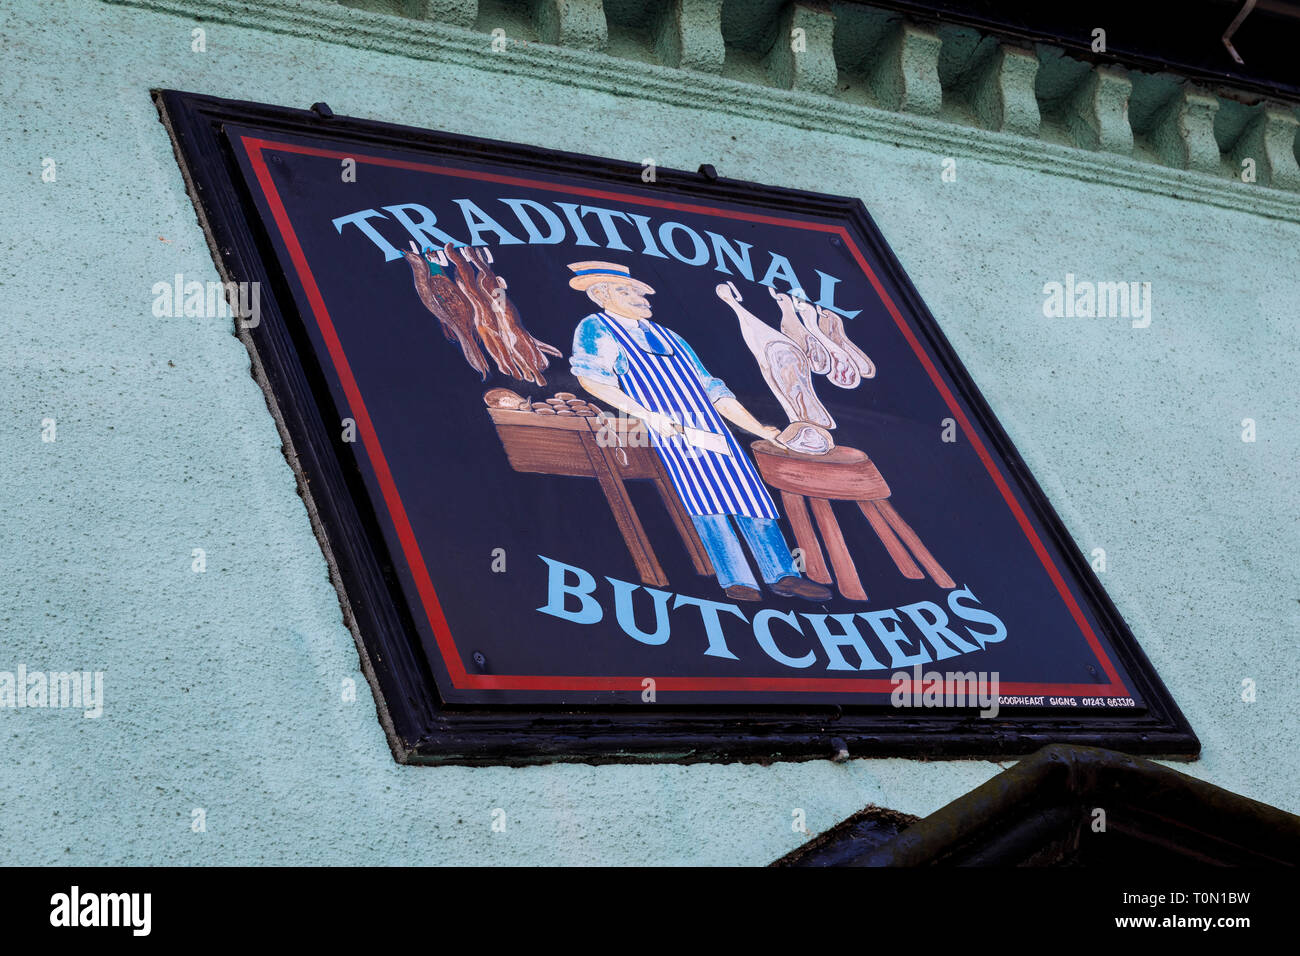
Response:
[240,135,1128,698]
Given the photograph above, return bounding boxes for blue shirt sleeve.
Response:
[570,315,626,385]
[666,330,735,403]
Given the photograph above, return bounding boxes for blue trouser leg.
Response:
[691,513,759,590]
[734,516,799,584]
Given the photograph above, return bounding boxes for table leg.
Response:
[654,477,713,576]
[858,499,923,580]
[876,498,955,589]
[808,497,868,601]
[780,491,831,585]
[580,432,668,587]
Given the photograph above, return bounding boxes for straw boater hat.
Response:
[567,261,656,295]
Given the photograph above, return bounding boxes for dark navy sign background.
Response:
[229,127,1139,708]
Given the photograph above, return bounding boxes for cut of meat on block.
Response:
[776,421,833,455]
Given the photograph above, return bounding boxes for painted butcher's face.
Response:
[592,282,653,320]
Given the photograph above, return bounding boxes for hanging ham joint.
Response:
[816,304,875,379]
[794,296,859,389]
[715,281,835,432]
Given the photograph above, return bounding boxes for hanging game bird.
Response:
[446,242,525,381]
[402,241,563,386]
[457,245,561,386]
[400,241,489,380]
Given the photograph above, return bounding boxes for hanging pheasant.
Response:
[446,242,524,381]
[401,240,566,386]
[458,246,561,386]
[400,242,488,380]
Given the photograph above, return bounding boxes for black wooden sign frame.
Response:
[157,89,1197,764]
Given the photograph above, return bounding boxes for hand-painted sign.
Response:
[163,91,1195,760]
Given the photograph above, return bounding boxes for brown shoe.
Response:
[770,575,833,601]
[724,584,762,602]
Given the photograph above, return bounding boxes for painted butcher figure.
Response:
[567,261,831,603]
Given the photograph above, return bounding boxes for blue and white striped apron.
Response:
[599,313,778,520]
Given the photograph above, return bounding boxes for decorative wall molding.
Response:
[105,0,1300,223]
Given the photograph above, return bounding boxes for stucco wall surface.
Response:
[0,0,1295,865]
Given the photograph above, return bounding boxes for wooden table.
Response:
[751,441,954,601]
[488,407,713,587]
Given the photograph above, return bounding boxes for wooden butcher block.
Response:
[751,440,891,501]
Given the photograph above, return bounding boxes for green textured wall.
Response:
[1,0,1296,865]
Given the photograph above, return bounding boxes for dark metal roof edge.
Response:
[829,744,1300,865]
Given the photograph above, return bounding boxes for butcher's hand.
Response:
[643,411,684,441]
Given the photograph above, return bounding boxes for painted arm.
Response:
[575,375,682,439]
[714,395,780,442]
